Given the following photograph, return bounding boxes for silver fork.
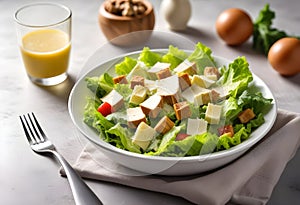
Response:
[19,112,103,205]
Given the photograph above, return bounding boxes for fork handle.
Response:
[50,150,103,205]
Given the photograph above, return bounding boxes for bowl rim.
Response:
[99,0,153,20]
[68,49,277,163]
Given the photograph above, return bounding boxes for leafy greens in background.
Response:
[253,3,300,56]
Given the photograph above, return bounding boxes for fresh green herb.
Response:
[253,4,299,55]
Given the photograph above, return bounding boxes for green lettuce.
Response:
[114,83,132,104]
[222,89,272,123]
[217,126,249,151]
[253,4,299,56]
[222,97,242,123]
[115,57,137,75]
[161,45,188,69]
[249,113,265,128]
[187,42,216,74]
[85,73,114,98]
[106,110,128,126]
[138,47,162,66]
[219,56,253,98]
[217,113,265,151]
[83,98,114,139]
[154,126,181,155]
[149,132,218,157]
[237,90,273,115]
[106,123,141,153]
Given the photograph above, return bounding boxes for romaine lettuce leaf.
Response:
[114,83,132,104]
[237,90,273,115]
[161,45,188,69]
[217,126,249,151]
[106,110,128,126]
[85,76,113,98]
[83,97,114,139]
[187,42,216,74]
[100,73,114,87]
[138,47,162,66]
[155,126,181,154]
[149,129,218,157]
[85,73,114,98]
[222,97,242,123]
[247,113,265,129]
[217,113,265,151]
[115,57,137,75]
[187,132,219,155]
[106,123,141,153]
[219,56,253,98]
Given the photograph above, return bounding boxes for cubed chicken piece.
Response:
[194,90,211,106]
[140,94,162,118]
[130,75,145,89]
[187,118,208,136]
[178,72,191,91]
[194,89,221,105]
[129,85,148,105]
[173,101,192,120]
[156,68,172,79]
[191,75,215,88]
[132,122,157,150]
[161,93,180,105]
[204,67,220,81]
[174,59,197,75]
[154,116,175,135]
[127,107,146,128]
[113,75,128,84]
[238,108,256,123]
[210,89,221,103]
[148,62,171,79]
[205,103,223,124]
[101,89,124,111]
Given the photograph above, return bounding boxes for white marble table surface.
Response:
[1,0,300,204]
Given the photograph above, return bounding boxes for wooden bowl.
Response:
[98,0,155,45]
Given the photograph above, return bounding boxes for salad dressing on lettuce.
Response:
[83,42,273,157]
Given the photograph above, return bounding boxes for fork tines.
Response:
[19,113,46,144]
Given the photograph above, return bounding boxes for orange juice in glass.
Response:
[15,3,72,86]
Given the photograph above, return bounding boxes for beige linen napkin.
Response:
[63,109,300,205]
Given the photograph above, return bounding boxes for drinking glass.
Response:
[15,3,72,86]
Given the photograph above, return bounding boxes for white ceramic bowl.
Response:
[68,50,277,176]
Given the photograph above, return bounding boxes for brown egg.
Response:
[268,37,300,76]
[215,8,253,46]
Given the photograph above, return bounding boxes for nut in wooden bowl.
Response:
[98,0,155,46]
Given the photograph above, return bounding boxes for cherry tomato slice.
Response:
[97,102,113,117]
